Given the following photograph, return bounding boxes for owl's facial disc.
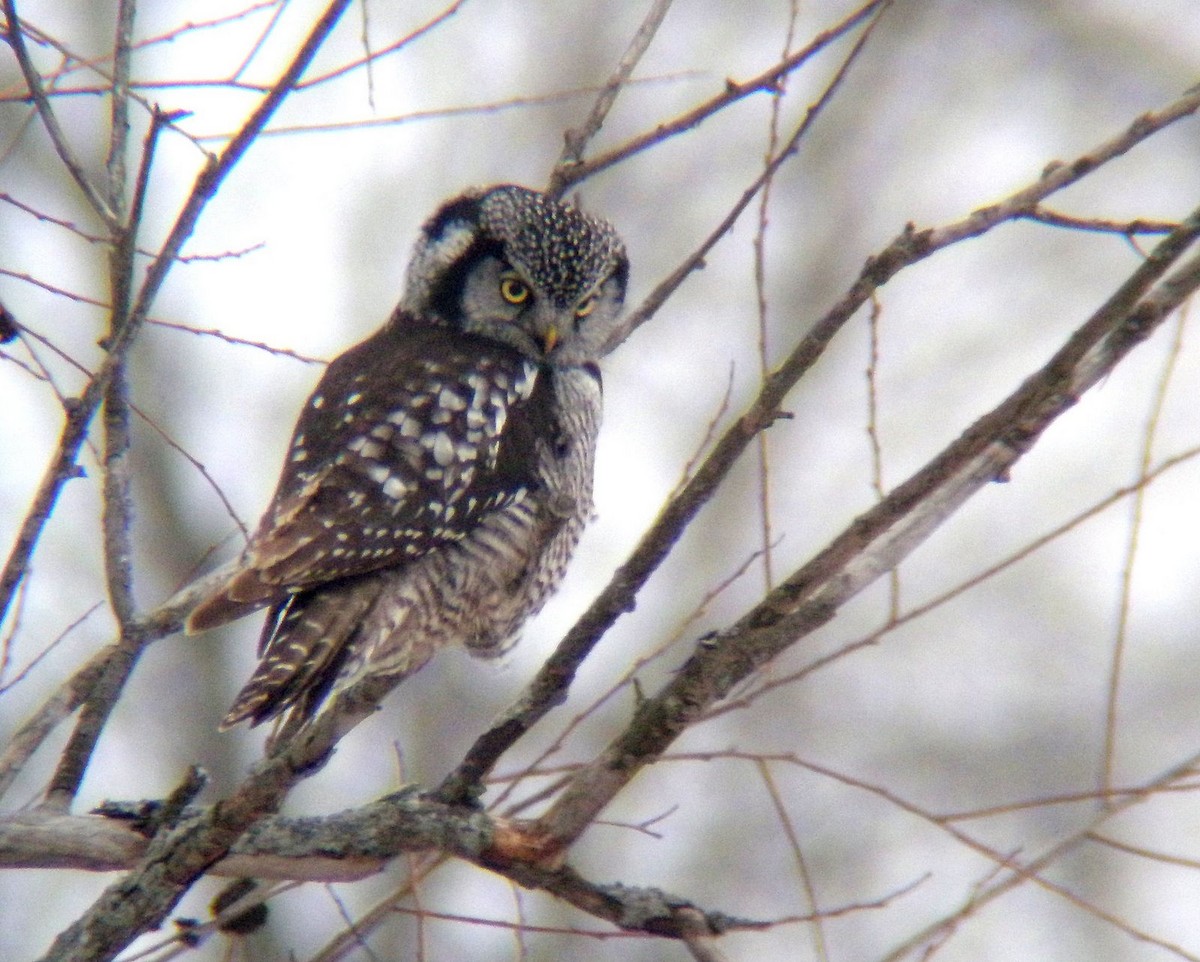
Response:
[398,184,627,364]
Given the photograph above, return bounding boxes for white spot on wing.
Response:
[432,432,455,466]
[383,477,409,500]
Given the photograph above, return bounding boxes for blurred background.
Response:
[3,1,1200,959]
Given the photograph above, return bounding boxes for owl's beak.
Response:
[541,325,559,353]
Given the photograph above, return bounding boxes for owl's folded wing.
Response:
[186,325,552,634]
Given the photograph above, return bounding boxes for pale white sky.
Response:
[3,2,1200,960]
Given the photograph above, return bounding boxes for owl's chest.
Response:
[531,365,602,501]
[452,366,602,650]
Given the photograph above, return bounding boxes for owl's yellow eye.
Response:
[499,276,530,305]
[574,296,597,319]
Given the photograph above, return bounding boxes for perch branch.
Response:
[0,792,915,943]
[530,211,1200,851]
[438,80,1200,806]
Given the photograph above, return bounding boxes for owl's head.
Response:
[398,185,628,365]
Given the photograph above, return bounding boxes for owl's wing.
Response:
[186,323,554,634]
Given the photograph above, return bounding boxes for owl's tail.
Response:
[220,576,382,731]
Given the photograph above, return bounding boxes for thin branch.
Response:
[103,0,135,217]
[530,211,1200,852]
[293,0,465,90]
[547,0,676,197]
[553,0,892,193]
[0,0,354,634]
[0,602,103,696]
[230,0,288,81]
[1101,299,1191,802]
[435,0,887,806]
[195,76,700,140]
[865,292,900,617]
[43,109,176,811]
[756,758,827,961]
[0,0,119,227]
[1023,207,1178,235]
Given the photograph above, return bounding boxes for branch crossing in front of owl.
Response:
[186,185,629,731]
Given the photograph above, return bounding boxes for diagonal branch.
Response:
[530,210,1200,852]
[0,0,119,228]
[437,80,1200,806]
[552,0,892,193]
[0,0,354,635]
[547,0,676,198]
[436,2,885,806]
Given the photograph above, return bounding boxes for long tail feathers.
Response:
[220,579,381,730]
[186,567,281,634]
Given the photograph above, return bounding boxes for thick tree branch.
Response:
[530,210,1200,851]
[438,81,1200,806]
[0,794,864,942]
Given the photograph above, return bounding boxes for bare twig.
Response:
[553,0,892,193]
[756,758,827,961]
[1,0,119,227]
[1101,296,1191,801]
[198,76,700,140]
[749,0,801,595]
[435,1,887,807]
[295,0,465,90]
[0,0,354,631]
[548,0,676,197]
[530,212,1200,852]
[0,602,103,696]
[1024,207,1178,235]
